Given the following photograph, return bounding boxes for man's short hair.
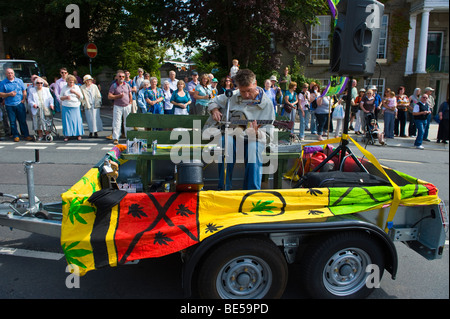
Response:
[234,69,256,87]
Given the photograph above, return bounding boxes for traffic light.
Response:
[330,0,385,77]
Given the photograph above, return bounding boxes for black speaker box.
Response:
[330,0,385,77]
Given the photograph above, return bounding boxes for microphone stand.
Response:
[222,89,234,190]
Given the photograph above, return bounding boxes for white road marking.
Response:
[65,143,98,146]
[16,146,48,150]
[56,146,91,150]
[0,246,64,261]
[25,142,56,146]
[379,158,423,164]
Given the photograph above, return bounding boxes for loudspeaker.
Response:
[330,0,384,77]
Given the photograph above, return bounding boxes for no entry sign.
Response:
[84,43,98,59]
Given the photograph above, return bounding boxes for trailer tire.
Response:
[197,237,288,299]
[300,231,385,299]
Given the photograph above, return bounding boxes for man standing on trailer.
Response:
[204,69,275,190]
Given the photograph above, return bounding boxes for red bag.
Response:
[306,151,334,172]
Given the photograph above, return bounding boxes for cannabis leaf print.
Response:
[308,210,324,216]
[250,200,277,214]
[66,197,96,225]
[176,204,194,217]
[307,188,323,196]
[127,204,147,219]
[62,241,92,269]
[205,223,223,234]
[153,231,173,246]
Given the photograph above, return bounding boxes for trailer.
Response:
[0,145,447,299]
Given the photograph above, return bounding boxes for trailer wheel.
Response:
[197,237,288,299]
[300,231,385,299]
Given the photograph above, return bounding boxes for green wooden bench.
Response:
[122,113,300,190]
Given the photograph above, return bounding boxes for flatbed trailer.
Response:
[1,145,447,299]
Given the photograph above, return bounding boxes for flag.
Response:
[328,0,339,19]
[320,76,349,97]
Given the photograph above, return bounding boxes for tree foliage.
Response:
[1,0,329,79]
[0,0,166,78]
[152,0,328,72]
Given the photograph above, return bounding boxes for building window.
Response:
[310,16,332,63]
[364,78,386,96]
[310,15,389,63]
[426,31,444,72]
[377,15,389,59]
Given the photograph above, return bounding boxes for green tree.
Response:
[152,0,328,72]
[0,0,170,78]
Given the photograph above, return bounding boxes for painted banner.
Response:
[328,0,339,19]
[320,76,349,97]
[61,155,439,276]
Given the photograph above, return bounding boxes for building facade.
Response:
[280,0,449,109]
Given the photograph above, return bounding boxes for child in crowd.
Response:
[230,59,239,79]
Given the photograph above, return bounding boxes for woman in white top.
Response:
[81,74,103,137]
[315,93,331,140]
[162,80,174,114]
[60,74,84,141]
[27,77,54,141]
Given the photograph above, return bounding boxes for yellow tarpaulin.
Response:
[60,142,440,276]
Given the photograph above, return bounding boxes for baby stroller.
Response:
[35,106,59,142]
[363,112,385,146]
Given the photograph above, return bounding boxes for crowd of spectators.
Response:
[0,64,448,148]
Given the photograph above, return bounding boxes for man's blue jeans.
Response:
[414,119,427,146]
[6,103,30,138]
[218,135,264,190]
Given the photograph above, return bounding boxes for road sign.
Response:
[84,43,98,59]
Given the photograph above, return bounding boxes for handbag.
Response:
[43,106,52,116]
[283,103,292,113]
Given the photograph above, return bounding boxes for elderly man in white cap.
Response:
[423,86,435,141]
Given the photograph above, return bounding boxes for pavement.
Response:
[297,117,448,151]
[1,105,448,152]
